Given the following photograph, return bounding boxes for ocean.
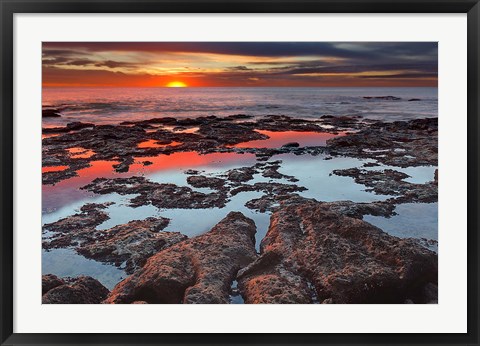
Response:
[42,86,438,290]
[42,87,437,126]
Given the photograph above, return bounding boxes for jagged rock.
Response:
[42,274,66,295]
[226,167,255,182]
[42,276,109,304]
[43,203,112,248]
[187,175,226,190]
[76,218,187,274]
[332,168,437,203]
[42,109,62,117]
[82,176,228,209]
[238,199,437,304]
[105,212,257,304]
[327,118,438,167]
[282,142,300,148]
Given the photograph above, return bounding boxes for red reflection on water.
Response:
[233,130,343,148]
[137,140,182,149]
[42,133,60,139]
[43,152,256,211]
[67,147,96,159]
[42,166,69,173]
[129,151,255,172]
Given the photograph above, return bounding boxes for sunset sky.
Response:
[42,42,438,87]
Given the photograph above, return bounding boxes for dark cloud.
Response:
[42,55,139,69]
[43,42,437,61]
[360,73,438,79]
[227,66,252,71]
[278,62,438,75]
[94,60,139,68]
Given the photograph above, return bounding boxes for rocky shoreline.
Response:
[42,114,438,304]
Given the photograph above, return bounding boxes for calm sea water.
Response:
[43,87,437,126]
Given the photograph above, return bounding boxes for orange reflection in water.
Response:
[233,130,343,148]
[43,152,256,211]
[42,133,60,139]
[67,147,96,159]
[129,151,255,173]
[137,140,182,149]
[42,166,69,173]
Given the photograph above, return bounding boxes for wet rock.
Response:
[231,182,307,197]
[422,283,438,303]
[363,162,381,167]
[43,202,185,273]
[408,98,422,101]
[226,167,255,183]
[255,161,298,182]
[323,200,397,219]
[363,96,401,101]
[332,168,437,203]
[184,169,200,175]
[187,175,226,190]
[82,176,228,209]
[282,142,300,148]
[327,118,438,167]
[42,276,109,304]
[238,199,437,304]
[42,108,62,117]
[105,212,257,304]
[198,121,267,145]
[66,122,95,131]
[227,114,254,120]
[113,156,134,173]
[43,203,112,248]
[42,274,66,295]
[76,217,186,274]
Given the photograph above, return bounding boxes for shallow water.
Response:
[42,248,126,289]
[363,202,438,242]
[233,130,342,148]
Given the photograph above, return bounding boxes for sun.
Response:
[166,81,188,88]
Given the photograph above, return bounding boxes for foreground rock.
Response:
[105,212,257,304]
[76,218,187,274]
[238,199,437,304]
[42,275,109,304]
[42,274,66,295]
[43,203,186,274]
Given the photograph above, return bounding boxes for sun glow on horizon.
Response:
[166,81,188,88]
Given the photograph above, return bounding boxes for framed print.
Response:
[1,0,479,345]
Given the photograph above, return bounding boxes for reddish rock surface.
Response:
[105,212,257,304]
[42,274,66,295]
[238,199,437,304]
[77,218,187,274]
[82,176,229,209]
[42,275,109,304]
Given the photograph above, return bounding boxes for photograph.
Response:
[40,42,439,305]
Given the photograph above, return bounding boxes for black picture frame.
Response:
[1,1,479,345]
